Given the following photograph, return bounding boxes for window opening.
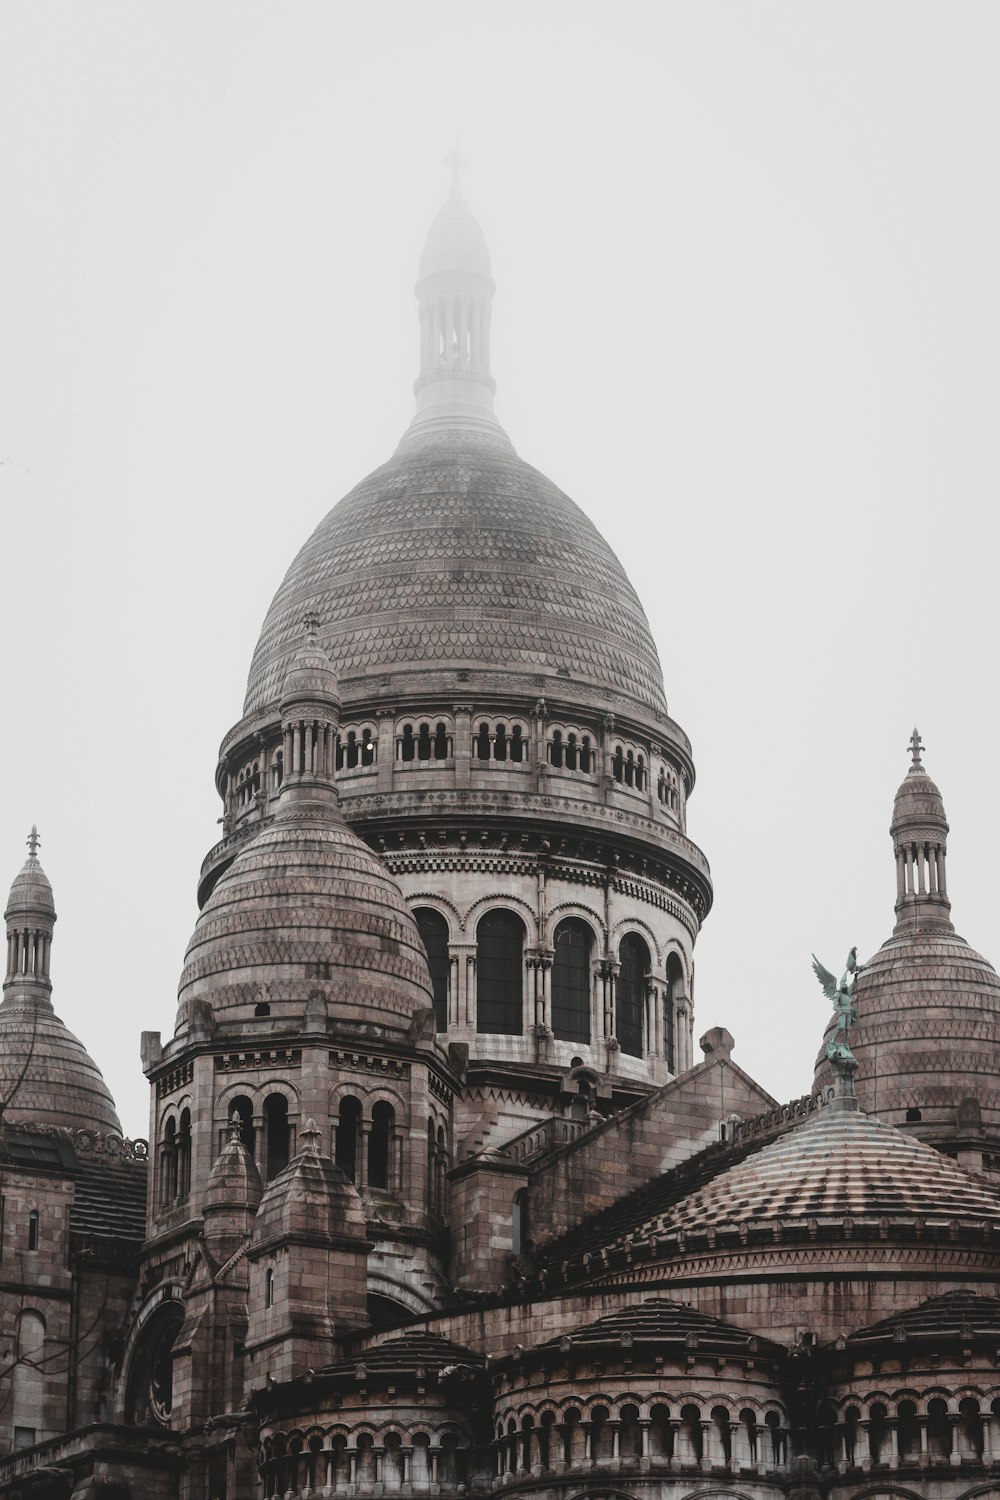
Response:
[551,919,592,1044]
[476,910,524,1035]
[417,722,432,761]
[263,1094,290,1180]
[617,933,649,1058]
[368,1101,395,1190]
[335,1097,361,1181]
[415,908,450,1031]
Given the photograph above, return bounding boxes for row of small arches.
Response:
[261,1429,466,1497]
[816,1394,1000,1469]
[493,1403,788,1472]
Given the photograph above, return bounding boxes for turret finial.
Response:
[303,611,320,643]
[26,826,40,858]
[908,727,923,767]
[444,143,467,197]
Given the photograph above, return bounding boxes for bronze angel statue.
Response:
[811,946,861,1065]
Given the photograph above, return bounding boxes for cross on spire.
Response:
[908,727,924,767]
[444,144,467,196]
[26,825,40,857]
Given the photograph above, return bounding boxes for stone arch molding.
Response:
[463,893,538,940]
[408,892,463,930]
[545,901,606,946]
[611,915,662,966]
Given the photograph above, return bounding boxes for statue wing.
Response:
[811,954,839,1003]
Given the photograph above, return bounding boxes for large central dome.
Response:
[243,441,667,719]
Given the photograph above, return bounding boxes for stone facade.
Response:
[1,178,999,1500]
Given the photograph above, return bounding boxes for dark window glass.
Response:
[612,746,624,782]
[417,723,432,760]
[434,722,448,759]
[401,724,415,762]
[510,726,524,763]
[665,952,683,1072]
[368,1101,394,1190]
[264,1094,290,1180]
[617,933,649,1057]
[551,919,592,1044]
[335,1097,361,1181]
[477,910,524,1035]
[415,908,450,1031]
[477,723,490,760]
[495,723,507,761]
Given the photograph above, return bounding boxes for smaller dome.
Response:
[418,192,492,282]
[5,830,55,921]
[204,1120,263,1217]
[0,996,122,1136]
[891,728,948,838]
[280,629,341,710]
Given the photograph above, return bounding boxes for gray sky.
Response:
[2,3,998,1137]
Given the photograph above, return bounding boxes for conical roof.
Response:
[1,835,121,1137]
[419,189,492,281]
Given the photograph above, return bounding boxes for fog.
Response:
[2,3,998,1135]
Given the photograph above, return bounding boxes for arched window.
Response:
[265,1267,274,1308]
[368,1101,395,1190]
[665,951,683,1073]
[335,1096,361,1181]
[417,722,432,760]
[360,728,375,766]
[27,1211,38,1251]
[476,910,524,1035]
[345,730,359,769]
[617,933,649,1058]
[436,1123,447,1212]
[565,733,578,770]
[551,919,592,1044]
[636,754,646,791]
[434,722,449,759]
[612,746,624,782]
[580,735,592,773]
[415,907,450,1032]
[510,725,524,763]
[177,1108,191,1199]
[549,730,563,768]
[160,1117,178,1206]
[494,723,507,761]
[426,1117,436,1207]
[400,724,415,762]
[625,750,635,786]
[263,1094,290,1180]
[477,722,491,760]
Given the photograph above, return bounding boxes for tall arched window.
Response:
[415,908,450,1032]
[335,1096,362,1181]
[617,933,649,1058]
[160,1117,178,1206]
[263,1094,290,1180]
[177,1108,192,1199]
[368,1101,395,1190]
[551,919,592,1044]
[665,951,683,1073]
[476,910,525,1035]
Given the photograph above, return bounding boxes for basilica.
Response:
[2,173,1000,1500]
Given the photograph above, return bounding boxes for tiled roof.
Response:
[243,442,666,718]
[520,1298,783,1363]
[69,1157,147,1244]
[847,1290,1000,1346]
[597,1104,1000,1251]
[322,1332,483,1380]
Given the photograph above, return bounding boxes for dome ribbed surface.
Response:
[815,931,1000,1126]
[321,1332,483,1380]
[524,1298,781,1362]
[419,194,492,281]
[0,997,121,1136]
[178,810,433,1028]
[5,854,55,918]
[244,443,667,718]
[847,1290,1000,1347]
[605,1105,1000,1241]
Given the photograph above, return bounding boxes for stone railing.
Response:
[501,1116,590,1165]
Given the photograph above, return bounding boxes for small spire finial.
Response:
[444,143,467,196]
[26,826,40,858]
[228,1109,244,1144]
[300,1117,322,1154]
[303,611,320,643]
[908,727,924,767]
